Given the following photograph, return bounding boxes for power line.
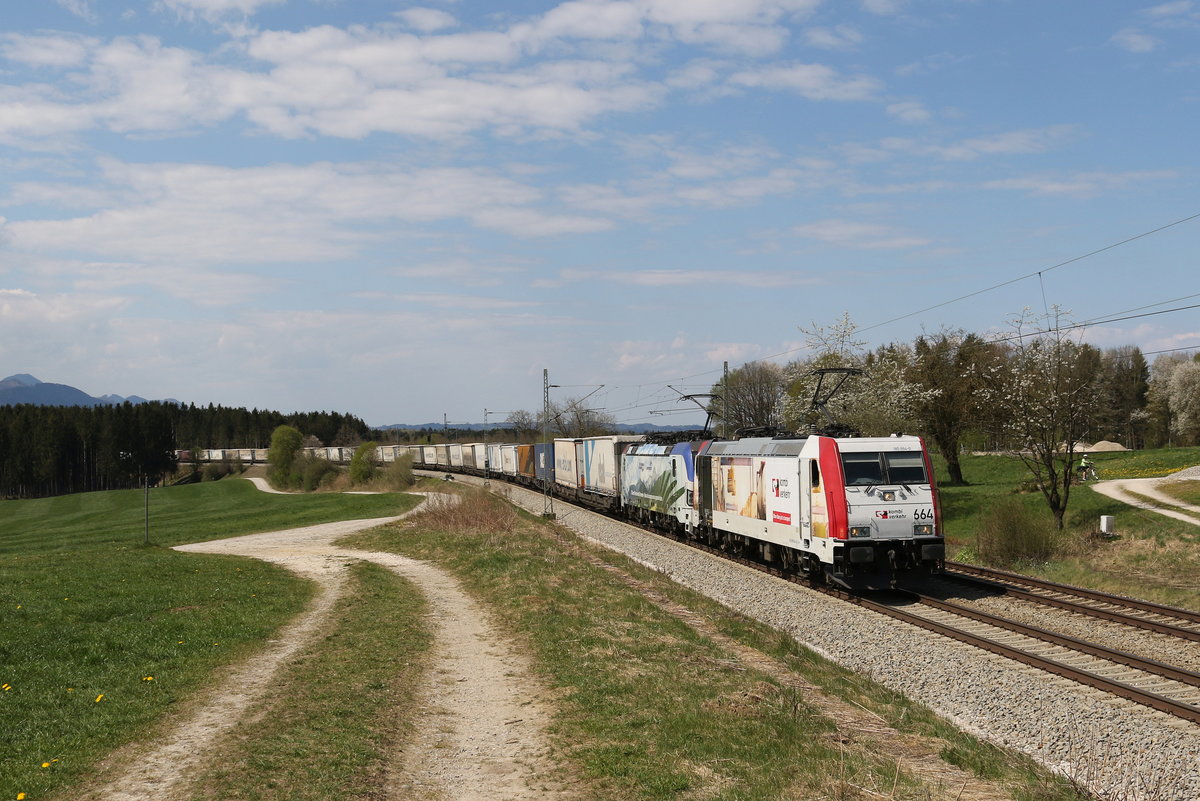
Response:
[858,210,1200,334]
[1144,344,1200,356]
[988,302,1200,345]
[1082,292,1200,327]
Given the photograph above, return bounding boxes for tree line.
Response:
[0,402,370,499]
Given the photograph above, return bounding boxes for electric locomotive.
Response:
[694,433,943,589]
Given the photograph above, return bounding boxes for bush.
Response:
[201,462,230,482]
[412,488,517,537]
[299,455,339,492]
[349,441,378,485]
[382,455,414,490]
[976,498,1060,566]
[267,425,303,489]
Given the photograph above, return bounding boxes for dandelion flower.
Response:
[18,792,27,799]
[41,762,50,768]
[2,684,11,691]
[143,676,154,682]
[95,694,104,703]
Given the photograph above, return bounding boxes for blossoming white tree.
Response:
[974,307,1099,530]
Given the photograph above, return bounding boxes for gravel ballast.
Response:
[483,481,1200,801]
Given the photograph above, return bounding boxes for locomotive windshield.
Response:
[841,451,928,486]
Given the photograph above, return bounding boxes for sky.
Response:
[1,0,1198,429]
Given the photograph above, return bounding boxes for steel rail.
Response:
[898,589,1200,688]
[830,588,1200,726]
[947,561,1200,623]
[943,563,1200,642]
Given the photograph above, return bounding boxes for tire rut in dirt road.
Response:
[342,549,567,801]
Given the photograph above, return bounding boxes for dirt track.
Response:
[74,495,565,801]
[1091,476,1200,526]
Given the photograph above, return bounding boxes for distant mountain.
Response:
[0,373,40,389]
[0,374,168,408]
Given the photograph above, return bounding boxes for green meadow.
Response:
[0,479,419,800]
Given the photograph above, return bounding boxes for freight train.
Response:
[182,428,945,589]
[400,430,945,590]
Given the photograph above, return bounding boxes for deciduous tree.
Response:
[973,308,1098,529]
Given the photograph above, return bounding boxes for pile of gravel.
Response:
[1166,465,1200,481]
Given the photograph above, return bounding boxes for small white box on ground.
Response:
[1100,515,1115,535]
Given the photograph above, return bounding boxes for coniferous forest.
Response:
[0,403,369,499]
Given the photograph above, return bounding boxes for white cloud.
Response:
[889,125,1079,161]
[561,267,820,288]
[0,34,94,67]
[395,8,460,33]
[55,0,98,24]
[0,3,880,144]
[1111,27,1160,52]
[1144,2,1194,18]
[3,160,614,281]
[154,0,286,21]
[983,170,1176,197]
[728,62,881,101]
[792,218,929,249]
[886,100,930,123]
[861,0,904,14]
[895,52,962,77]
[532,1,646,41]
[379,292,539,311]
[0,287,131,371]
[802,25,864,50]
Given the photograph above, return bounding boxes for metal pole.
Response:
[542,369,555,519]
[144,476,150,545]
[722,360,729,439]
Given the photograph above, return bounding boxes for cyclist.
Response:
[1079,454,1097,481]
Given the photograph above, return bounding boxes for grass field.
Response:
[0,478,420,801]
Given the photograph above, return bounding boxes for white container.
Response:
[1100,515,1115,535]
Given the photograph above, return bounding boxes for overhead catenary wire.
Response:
[987,302,1200,346]
[857,210,1200,335]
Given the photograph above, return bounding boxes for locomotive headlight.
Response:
[850,526,872,538]
[913,523,935,536]
[880,490,896,502]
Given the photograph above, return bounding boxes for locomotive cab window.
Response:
[883,451,927,484]
[841,452,883,486]
[841,451,928,486]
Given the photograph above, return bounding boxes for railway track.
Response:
[943,561,1200,642]
[439,471,1200,726]
[644,531,1200,725]
[856,588,1200,725]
